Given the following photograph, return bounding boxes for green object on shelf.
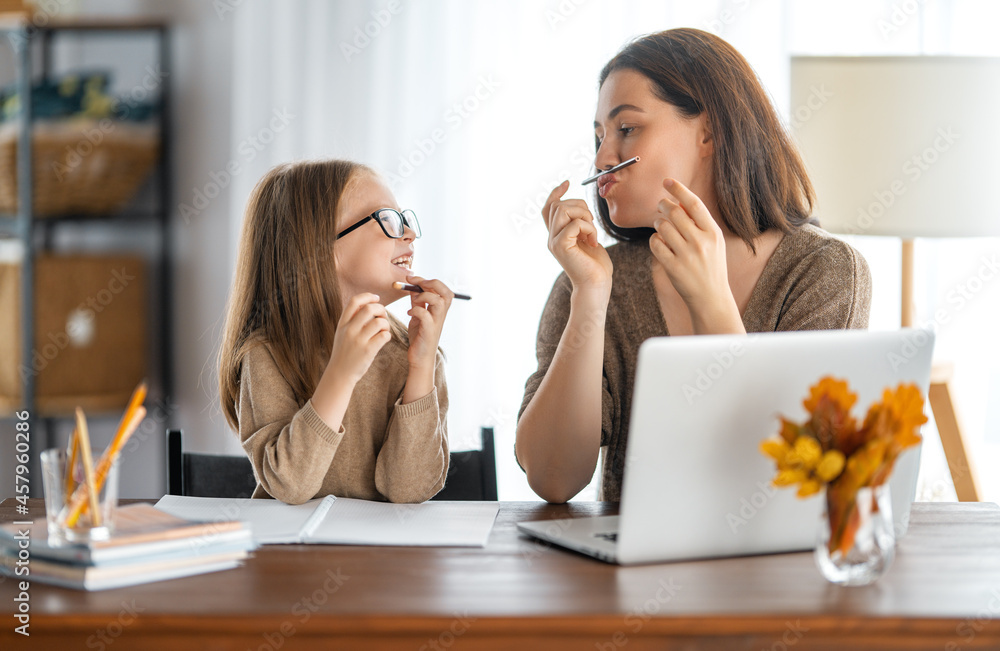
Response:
[0,70,158,124]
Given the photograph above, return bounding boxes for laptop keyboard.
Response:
[593,531,618,543]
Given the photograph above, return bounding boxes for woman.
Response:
[516,28,871,503]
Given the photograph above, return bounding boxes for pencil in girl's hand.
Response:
[393,282,471,300]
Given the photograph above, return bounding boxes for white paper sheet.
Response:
[305,498,500,547]
[154,495,499,547]
[154,495,331,544]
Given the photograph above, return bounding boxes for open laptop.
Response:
[517,328,935,565]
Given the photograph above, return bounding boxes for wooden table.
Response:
[2,498,1000,650]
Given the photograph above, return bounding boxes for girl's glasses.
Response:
[337,208,421,240]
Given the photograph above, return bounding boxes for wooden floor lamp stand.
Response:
[929,362,981,501]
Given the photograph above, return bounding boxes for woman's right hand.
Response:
[328,293,392,385]
[542,181,613,293]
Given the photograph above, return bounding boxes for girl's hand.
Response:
[648,178,734,315]
[404,275,453,372]
[328,293,391,385]
[542,181,613,294]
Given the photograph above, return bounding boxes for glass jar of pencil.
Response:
[39,387,148,544]
[41,447,121,544]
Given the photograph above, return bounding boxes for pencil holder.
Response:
[40,447,120,544]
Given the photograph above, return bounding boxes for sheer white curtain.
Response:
[226,0,1000,501]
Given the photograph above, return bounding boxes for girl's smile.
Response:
[391,252,414,274]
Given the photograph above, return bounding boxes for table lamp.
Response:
[790,56,1000,502]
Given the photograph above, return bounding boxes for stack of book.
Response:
[0,503,255,591]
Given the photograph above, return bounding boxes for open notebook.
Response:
[154,495,499,547]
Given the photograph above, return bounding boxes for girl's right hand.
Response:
[542,181,613,292]
[329,293,392,385]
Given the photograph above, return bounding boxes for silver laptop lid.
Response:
[617,329,935,565]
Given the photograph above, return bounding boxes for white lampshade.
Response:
[790,56,1000,238]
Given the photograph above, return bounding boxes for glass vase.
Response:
[815,483,895,586]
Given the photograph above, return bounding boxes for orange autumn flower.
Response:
[760,376,926,556]
[861,384,928,488]
[803,377,861,455]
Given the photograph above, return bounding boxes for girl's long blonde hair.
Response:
[218,159,404,430]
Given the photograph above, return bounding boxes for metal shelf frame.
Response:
[0,19,173,496]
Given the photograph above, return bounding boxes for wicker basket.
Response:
[0,119,159,217]
[0,253,147,416]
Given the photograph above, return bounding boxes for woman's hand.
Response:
[328,293,392,385]
[542,181,613,294]
[649,178,740,327]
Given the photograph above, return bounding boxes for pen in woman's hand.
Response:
[581,156,640,186]
[393,282,471,301]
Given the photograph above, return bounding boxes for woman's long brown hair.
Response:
[218,159,403,431]
[596,28,817,252]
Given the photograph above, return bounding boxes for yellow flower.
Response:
[815,450,846,482]
[797,479,823,498]
[791,435,822,467]
[761,439,791,465]
[760,434,842,494]
[773,468,808,486]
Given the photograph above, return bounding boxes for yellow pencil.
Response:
[73,407,102,528]
[64,426,79,504]
[65,405,146,527]
[101,404,146,470]
[65,383,148,527]
[115,381,147,444]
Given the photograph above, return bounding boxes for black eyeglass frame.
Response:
[336,208,421,240]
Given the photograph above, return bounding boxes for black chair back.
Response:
[432,427,498,501]
[166,427,498,501]
[166,429,256,498]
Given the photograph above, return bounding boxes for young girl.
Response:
[219,159,454,504]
